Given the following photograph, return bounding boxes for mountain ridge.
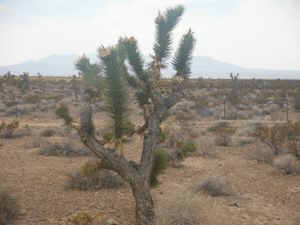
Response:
[1,54,299,79]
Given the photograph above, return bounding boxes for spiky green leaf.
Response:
[172,29,196,78]
[98,46,129,139]
[153,5,185,65]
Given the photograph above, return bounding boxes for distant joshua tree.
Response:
[56,5,195,225]
[19,72,30,93]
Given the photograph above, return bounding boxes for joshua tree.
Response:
[19,72,30,93]
[75,54,102,102]
[57,5,195,225]
[71,75,80,100]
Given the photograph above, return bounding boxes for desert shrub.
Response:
[0,121,19,138]
[55,104,73,125]
[0,188,19,225]
[157,193,201,225]
[194,176,230,197]
[150,149,169,187]
[68,212,94,225]
[24,94,40,104]
[178,141,197,157]
[5,107,29,117]
[251,121,300,157]
[248,147,275,164]
[293,91,300,112]
[273,154,299,174]
[45,94,64,102]
[175,112,195,131]
[39,141,89,157]
[158,129,167,143]
[40,128,56,137]
[66,161,125,190]
[208,121,236,146]
[198,139,215,157]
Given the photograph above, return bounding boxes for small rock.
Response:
[104,218,119,225]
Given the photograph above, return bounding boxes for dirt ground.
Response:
[1,110,300,225]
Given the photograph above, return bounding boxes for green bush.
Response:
[150,149,169,187]
[158,129,167,143]
[55,104,73,125]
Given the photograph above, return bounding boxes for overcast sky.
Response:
[0,0,299,70]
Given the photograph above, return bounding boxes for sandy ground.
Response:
[0,113,300,225]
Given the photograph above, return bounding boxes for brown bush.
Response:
[157,193,202,225]
[251,121,300,157]
[208,121,236,146]
[193,175,230,197]
[39,140,89,157]
[66,161,125,190]
[40,128,56,137]
[0,121,19,138]
[0,187,19,225]
[273,154,299,174]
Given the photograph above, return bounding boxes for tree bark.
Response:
[132,181,155,225]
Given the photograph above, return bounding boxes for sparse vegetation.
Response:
[0,121,19,138]
[66,161,125,190]
[273,154,299,174]
[40,128,56,137]
[68,212,94,225]
[39,140,89,157]
[194,175,230,197]
[157,193,201,225]
[0,187,19,225]
[150,149,169,187]
[208,121,236,146]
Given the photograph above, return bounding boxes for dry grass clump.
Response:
[39,140,89,157]
[40,128,56,137]
[197,139,215,157]
[0,121,19,138]
[208,121,236,146]
[157,193,202,225]
[193,175,230,197]
[273,154,300,174]
[67,212,94,225]
[0,187,19,225]
[248,147,275,164]
[66,161,125,190]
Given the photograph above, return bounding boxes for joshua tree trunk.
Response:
[132,180,155,225]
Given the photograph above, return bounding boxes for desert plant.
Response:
[273,154,299,174]
[208,121,236,146]
[57,5,195,225]
[194,175,230,197]
[176,141,197,160]
[175,112,195,131]
[68,212,94,225]
[19,72,30,93]
[251,121,300,157]
[66,161,125,190]
[0,121,19,138]
[0,188,19,225]
[156,193,201,225]
[55,104,73,125]
[75,54,102,101]
[71,75,80,100]
[40,128,56,137]
[150,149,169,187]
[39,141,89,157]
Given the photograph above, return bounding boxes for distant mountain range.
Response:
[0,54,299,79]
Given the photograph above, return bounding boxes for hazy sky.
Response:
[0,0,299,70]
